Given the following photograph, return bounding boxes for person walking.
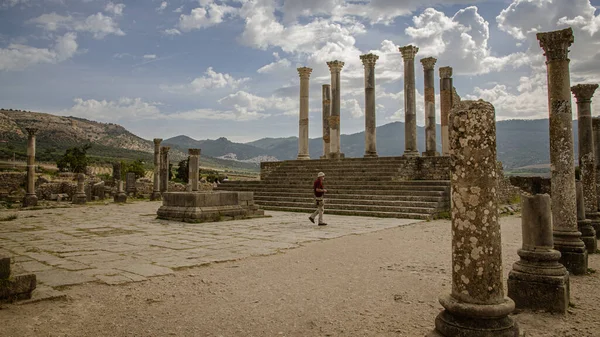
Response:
[309,172,327,226]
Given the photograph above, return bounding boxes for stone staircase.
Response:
[216,156,451,220]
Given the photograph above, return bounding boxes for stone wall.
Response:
[260,161,285,180]
[0,172,26,195]
[509,176,552,195]
[496,162,522,204]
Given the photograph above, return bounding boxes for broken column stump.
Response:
[0,256,36,302]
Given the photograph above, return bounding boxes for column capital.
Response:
[420,57,437,70]
[399,45,419,60]
[571,84,599,102]
[297,67,313,79]
[188,148,201,156]
[160,146,170,154]
[153,138,162,145]
[326,60,345,72]
[25,127,38,136]
[439,66,453,79]
[360,53,379,67]
[536,27,574,62]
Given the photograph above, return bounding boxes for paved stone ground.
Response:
[0,201,420,294]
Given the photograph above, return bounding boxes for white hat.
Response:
[317,172,325,177]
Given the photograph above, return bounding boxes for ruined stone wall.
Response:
[496,162,522,204]
[395,156,450,180]
[0,172,25,195]
[260,161,285,180]
[508,176,552,195]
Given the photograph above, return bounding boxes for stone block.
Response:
[508,272,569,313]
[0,256,37,302]
[0,256,10,279]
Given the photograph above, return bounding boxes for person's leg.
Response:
[317,200,324,224]
[309,199,319,222]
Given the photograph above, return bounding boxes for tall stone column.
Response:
[360,53,379,158]
[160,146,170,193]
[576,181,597,253]
[327,60,345,159]
[73,173,87,204]
[399,45,419,157]
[421,57,438,156]
[507,193,569,313]
[573,84,600,242]
[151,138,162,201]
[594,116,600,216]
[537,27,587,275]
[321,84,331,159]
[428,100,519,337]
[297,67,312,160]
[23,128,38,207]
[188,149,200,192]
[439,67,453,156]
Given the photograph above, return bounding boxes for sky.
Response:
[1,0,600,143]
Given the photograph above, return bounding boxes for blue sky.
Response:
[1,0,600,142]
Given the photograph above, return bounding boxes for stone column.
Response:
[23,128,38,207]
[428,100,519,337]
[297,67,312,160]
[399,45,419,157]
[573,84,600,241]
[327,60,345,159]
[439,67,453,156]
[72,173,87,204]
[360,53,379,158]
[577,181,597,253]
[421,57,438,156]
[537,27,587,275]
[321,84,331,159]
[188,149,200,192]
[507,193,569,313]
[160,146,170,193]
[594,117,600,216]
[150,138,162,201]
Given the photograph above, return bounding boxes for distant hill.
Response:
[163,136,269,160]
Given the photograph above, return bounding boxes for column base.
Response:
[586,212,600,239]
[428,295,519,337]
[554,230,588,275]
[72,193,87,205]
[327,152,345,159]
[578,219,597,253]
[296,154,311,160]
[114,193,127,203]
[403,150,420,157]
[150,191,162,201]
[422,151,440,157]
[22,194,38,207]
[363,152,378,158]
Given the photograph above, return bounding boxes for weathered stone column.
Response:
[297,67,312,160]
[573,84,600,242]
[151,138,162,201]
[72,173,87,204]
[160,146,170,193]
[428,100,519,337]
[537,27,587,275]
[399,45,419,157]
[594,117,600,216]
[23,128,38,207]
[576,181,597,253]
[188,149,200,192]
[321,84,331,159]
[439,67,453,156]
[421,57,438,156]
[507,193,569,313]
[327,60,345,159]
[360,53,379,158]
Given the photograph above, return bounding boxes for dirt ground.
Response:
[1,215,600,337]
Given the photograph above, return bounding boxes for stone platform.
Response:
[157,191,265,223]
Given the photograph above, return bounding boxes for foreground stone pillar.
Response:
[151,138,162,201]
[23,128,38,207]
[573,84,600,241]
[72,173,87,204]
[188,149,200,192]
[327,60,345,159]
[537,27,588,275]
[399,45,419,157]
[421,57,438,156]
[594,117,600,221]
[439,67,453,156]
[577,181,597,253]
[428,100,519,337]
[321,84,331,159]
[507,194,569,313]
[297,67,312,160]
[160,146,170,193]
[361,53,379,158]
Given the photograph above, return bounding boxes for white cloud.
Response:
[341,98,363,118]
[28,12,125,39]
[0,33,78,71]
[177,3,237,32]
[105,2,125,16]
[173,6,183,13]
[156,1,168,13]
[143,54,157,59]
[60,97,161,122]
[163,28,181,36]
[162,67,250,94]
[257,52,292,74]
[1,0,28,9]
[218,90,297,117]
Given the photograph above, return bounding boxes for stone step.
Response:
[219,183,449,191]
[216,186,447,197]
[261,205,432,220]
[229,178,451,185]
[252,191,446,202]
[254,196,446,208]
[257,200,436,214]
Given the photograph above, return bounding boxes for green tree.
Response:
[56,144,91,173]
[175,158,189,183]
[121,159,146,179]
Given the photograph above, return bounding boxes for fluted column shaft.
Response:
[361,53,379,158]
[327,60,344,159]
[297,67,312,160]
[439,67,453,156]
[537,27,587,275]
[188,149,200,191]
[322,84,331,158]
[421,57,438,156]
[151,138,162,200]
[400,45,419,157]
